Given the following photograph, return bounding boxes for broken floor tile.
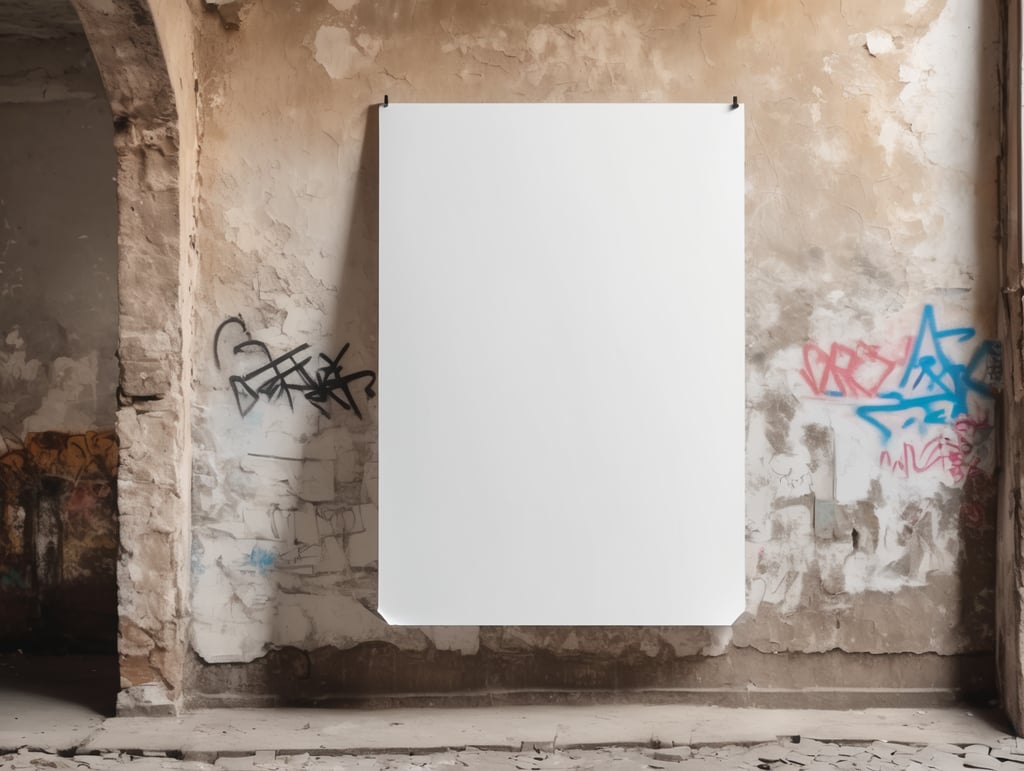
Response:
[963,753,1005,771]
[928,751,971,771]
[650,747,692,762]
[214,757,258,770]
[792,739,825,753]
[870,741,897,757]
[785,750,814,765]
[931,745,970,756]
[994,752,1024,762]
[752,744,788,762]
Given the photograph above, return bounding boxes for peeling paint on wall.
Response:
[190,0,1001,671]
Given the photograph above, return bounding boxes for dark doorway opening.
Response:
[0,0,119,716]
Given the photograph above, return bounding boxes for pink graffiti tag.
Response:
[878,437,946,478]
[879,413,992,484]
[800,339,912,399]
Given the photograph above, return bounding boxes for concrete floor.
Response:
[1,656,1023,769]
[0,654,114,753]
[6,736,1024,770]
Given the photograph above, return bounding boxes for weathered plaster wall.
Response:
[0,35,118,439]
[120,0,200,712]
[189,0,1002,698]
[0,32,119,649]
[68,0,201,712]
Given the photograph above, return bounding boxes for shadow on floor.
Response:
[0,653,118,716]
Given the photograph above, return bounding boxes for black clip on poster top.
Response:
[383,95,389,108]
[731,96,739,109]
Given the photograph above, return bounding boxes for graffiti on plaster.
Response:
[878,413,993,484]
[857,306,997,442]
[799,305,1000,491]
[800,305,1000,443]
[0,429,118,639]
[801,338,912,399]
[213,315,377,420]
[1,430,118,561]
[264,499,373,576]
[243,544,277,576]
[1,430,118,487]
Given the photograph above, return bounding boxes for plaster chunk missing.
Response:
[205,0,250,30]
[865,30,896,57]
[312,26,366,80]
[420,626,481,656]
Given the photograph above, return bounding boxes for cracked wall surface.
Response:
[188,0,1002,693]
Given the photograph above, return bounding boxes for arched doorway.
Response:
[0,0,120,708]
[0,0,195,716]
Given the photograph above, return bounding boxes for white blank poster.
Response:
[378,103,744,626]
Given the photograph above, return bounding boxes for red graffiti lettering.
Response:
[800,338,911,398]
[879,412,992,485]
[879,437,946,478]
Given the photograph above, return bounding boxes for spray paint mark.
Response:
[244,545,276,576]
[799,305,1000,443]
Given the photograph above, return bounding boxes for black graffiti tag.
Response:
[213,316,377,420]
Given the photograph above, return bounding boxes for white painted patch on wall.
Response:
[904,0,931,16]
[865,31,896,57]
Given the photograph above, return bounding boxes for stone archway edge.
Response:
[68,0,197,715]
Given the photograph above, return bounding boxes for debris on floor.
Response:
[6,739,1024,770]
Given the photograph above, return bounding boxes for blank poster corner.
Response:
[375,604,407,626]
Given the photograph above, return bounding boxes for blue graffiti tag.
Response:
[244,545,276,576]
[851,305,998,443]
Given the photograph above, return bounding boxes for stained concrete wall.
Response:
[0,35,118,436]
[187,0,1003,702]
[0,31,119,648]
